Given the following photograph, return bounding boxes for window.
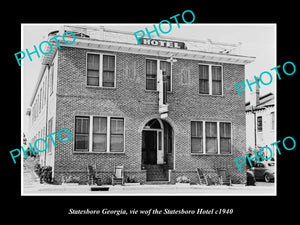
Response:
[74,116,124,153]
[220,122,231,154]
[146,59,157,90]
[191,121,203,153]
[160,61,171,91]
[75,116,90,151]
[206,122,218,154]
[257,116,263,132]
[87,54,100,86]
[191,121,232,154]
[199,64,223,95]
[102,55,115,87]
[87,53,116,87]
[271,112,275,130]
[199,65,209,94]
[146,59,172,91]
[93,117,107,152]
[212,66,222,95]
[110,118,124,152]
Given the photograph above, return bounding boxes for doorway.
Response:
[141,118,173,181]
[142,130,157,165]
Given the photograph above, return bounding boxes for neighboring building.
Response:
[26,25,255,184]
[245,81,275,160]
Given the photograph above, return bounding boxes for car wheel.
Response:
[264,173,271,183]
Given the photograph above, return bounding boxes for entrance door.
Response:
[142,131,157,165]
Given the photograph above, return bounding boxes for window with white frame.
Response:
[146,59,171,91]
[191,121,232,154]
[87,53,116,87]
[75,116,124,153]
[199,64,223,95]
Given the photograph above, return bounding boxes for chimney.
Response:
[250,77,260,107]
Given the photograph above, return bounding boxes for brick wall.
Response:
[53,46,246,184]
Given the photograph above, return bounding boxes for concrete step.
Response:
[144,181,169,185]
[145,164,168,181]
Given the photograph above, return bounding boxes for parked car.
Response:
[253,161,275,182]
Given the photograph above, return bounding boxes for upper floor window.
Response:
[87,53,116,88]
[199,64,223,96]
[146,59,171,91]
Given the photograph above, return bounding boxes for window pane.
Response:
[220,122,231,138]
[93,117,107,133]
[87,77,99,86]
[111,118,124,134]
[75,134,89,151]
[87,54,100,70]
[76,117,89,134]
[103,55,115,71]
[206,138,218,153]
[257,116,263,132]
[191,121,202,137]
[102,71,115,87]
[212,66,222,80]
[212,66,222,95]
[146,59,157,90]
[212,81,222,95]
[199,64,209,94]
[206,122,217,137]
[146,79,156,90]
[220,138,231,153]
[199,65,209,79]
[191,138,203,153]
[191,122,197,136]
[93,134,106,152]
[110,135,124,152]
[146,59,157,75]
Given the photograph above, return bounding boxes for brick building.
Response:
[26,25,255,184]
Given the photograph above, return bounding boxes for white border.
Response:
[21,23,277,196]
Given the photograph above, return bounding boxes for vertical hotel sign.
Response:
[158,70,168,118]
[140,38,184,118]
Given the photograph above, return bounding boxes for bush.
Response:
[34,163,52,184]
[176,176,190,183]
[126,175,137,183]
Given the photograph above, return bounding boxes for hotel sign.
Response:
[140,38,186,49]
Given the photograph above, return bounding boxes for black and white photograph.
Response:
[20,23,276,195]
[4,5,298,221]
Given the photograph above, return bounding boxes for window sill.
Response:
[191,153,232,156]
[199,93,224,97]
[145,90,173,94]
[73,151,125,154]
[86,85,116,90]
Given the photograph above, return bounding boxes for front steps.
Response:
[145,164,169,182]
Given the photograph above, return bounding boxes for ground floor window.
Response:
[191,120,232,154]
[75,116,124,153]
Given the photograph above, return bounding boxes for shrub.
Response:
[176,176,190,183]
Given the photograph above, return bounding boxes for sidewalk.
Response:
[22,182,275,195]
